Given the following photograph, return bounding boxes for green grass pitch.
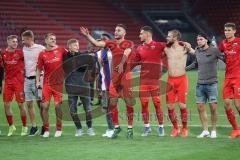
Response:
[0,70,240,160]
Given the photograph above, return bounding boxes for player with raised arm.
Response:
[80,24,135,139]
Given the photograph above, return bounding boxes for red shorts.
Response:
[109,72,133,98]
[139,85,161,102]
[223,78,240,99]
[166,75,188,104]
[42,83,63,104]
[3,83,25,103]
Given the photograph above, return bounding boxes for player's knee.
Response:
[125,98,135,106]
[18,102,24,108]
[109,98,118,106]
[224,99,231,108]
[167,104,175,109]
[233,100,240,109]
[197,103,205,111]
[42,102,50,110]
[69,105,77,114]
[210,108,217,115]
[179,103,186,109]
[27,101,34,108]
[152,97,161,104]
[4,102,10,107]
[140,100,148,108]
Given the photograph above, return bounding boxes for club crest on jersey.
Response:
[13,54,19,59]
[232,43,238,47]
[150,45,156,49]
[53,50,59,54]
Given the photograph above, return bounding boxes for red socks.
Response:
[6,115,13,126]
[56,122,62,131]
[153,100,164,125]
[44,122,50,132]
[180,108,188,129]
[168,109,178,129]
[141,101,150,124]
[226,107,238,130]
[111,105,119,126]
[126,105,134,127]
[21,116,27,127]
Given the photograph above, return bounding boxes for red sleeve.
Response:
[218,41,224,52]
[37,52,44,70]
[160,42,167,48]
[59,47,68,56]
[120,40,134,50]
[105,40,116,50]
[134,47,141,63]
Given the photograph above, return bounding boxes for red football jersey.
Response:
[0,49,24,84]
[219,37,240,78]
[37,47,67,85]
[105,40,134,76]
[134,41,166,84]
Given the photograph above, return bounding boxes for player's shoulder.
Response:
[15,49,24,54]
[234,37,240,43]
[57,46,66,51]
[155,41,166,48]
[120,39,134,48]
[55,47,67,54]
[136,44,143,50]
[39,49,47,56]
[1,49,8,54]
[105,40,116,45]
[123,39,134,45]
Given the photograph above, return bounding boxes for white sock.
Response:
[128,125,133,129]
[144,123,150,127]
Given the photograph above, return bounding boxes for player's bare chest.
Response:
[166,48,185,58]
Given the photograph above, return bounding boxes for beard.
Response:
[115,36,121,40]
[166,41,174,48]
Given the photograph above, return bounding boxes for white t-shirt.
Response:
[23,44,45,77]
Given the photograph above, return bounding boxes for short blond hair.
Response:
[67,38,78,46]
[7,35,18,41]
[44,33,56,40]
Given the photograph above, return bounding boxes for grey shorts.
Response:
[24,76,43,101]
[196,83,218,104]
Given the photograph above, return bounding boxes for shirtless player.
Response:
[164,29,194,138]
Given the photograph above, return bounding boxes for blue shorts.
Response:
[196,83,218,104]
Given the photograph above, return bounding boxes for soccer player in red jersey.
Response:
[36,33,67,138]
[219,23,240,138]
[0,35,28,136]
[80,24,135,139]
[134,26,166,136]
